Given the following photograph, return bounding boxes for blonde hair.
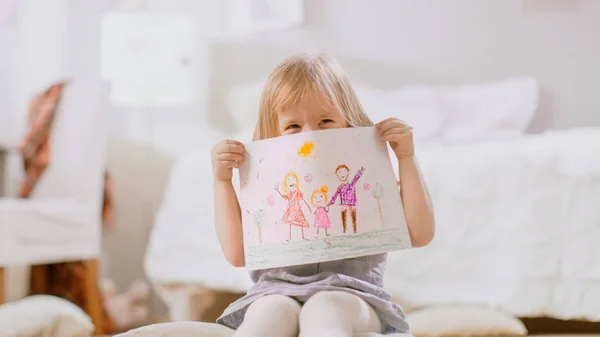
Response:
[311,185,329,206]
[253,53,374,141]
[282,172,300,195]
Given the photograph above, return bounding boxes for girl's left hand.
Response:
[376,118,414,159]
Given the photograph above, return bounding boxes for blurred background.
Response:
[1,0,599,336]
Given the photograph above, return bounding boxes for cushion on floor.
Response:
[0,295,94,337]
[406,304,528,337]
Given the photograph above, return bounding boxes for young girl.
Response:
[275,172,311,241]
[311,185,331,238]
[210,53,435,337]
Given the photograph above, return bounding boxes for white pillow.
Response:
[356,77,538,145]
[0,295,95,337]
[437,76,538,143]
[406,305,528,337]
[115,322,235,337]
[353,83,445,144]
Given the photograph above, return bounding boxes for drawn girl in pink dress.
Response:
[311,185,331,238]
[274,172,311,241]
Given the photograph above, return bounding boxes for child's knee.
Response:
[245,295,301,321]
[237,296,302,337]
[301,291,355,319]
[300,291,382,334]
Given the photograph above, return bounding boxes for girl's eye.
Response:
[320,119,334,125]
[285,124,300,130]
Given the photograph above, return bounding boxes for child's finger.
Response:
[381,133,411,143]
[381,125,412,138]
[221,160,239,168]
[219,141,245,155]
[218,153,245,162]
[377,119,408,134]
[224,139,245,147]
[375,117,398,127]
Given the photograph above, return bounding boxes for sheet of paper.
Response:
[239,127,411,270]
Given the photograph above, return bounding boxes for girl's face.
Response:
[286,175,297,190]
[313,192,325,206]
[278,93,347,136]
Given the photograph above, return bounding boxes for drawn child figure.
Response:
[329,165,365,234]
[211,53,435,337]
[274,172,311,241]
[311,185,331,238]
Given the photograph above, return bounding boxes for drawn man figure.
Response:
[329,165,365,233]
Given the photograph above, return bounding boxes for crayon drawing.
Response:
[239,126,411,270]
[274,172,312,241]
[329,165,365,234]
[311,186,332,238]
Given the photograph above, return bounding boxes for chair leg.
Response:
[29,264,49,295]
[0,267,4,305]
[82,259,105,335]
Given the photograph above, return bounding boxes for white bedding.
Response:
[145,127,600,320]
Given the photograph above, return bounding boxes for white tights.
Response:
[233,291,382,337]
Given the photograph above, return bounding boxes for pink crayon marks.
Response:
[267,194,275,207]
[304,173,313,183]
[363,183,371,191]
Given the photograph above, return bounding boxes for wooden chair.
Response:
[0,82,108,334]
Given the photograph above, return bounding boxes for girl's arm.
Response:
[398,156,435,247]
[274,184,284,198]
[214,180,245,267]
[302,198,312,213]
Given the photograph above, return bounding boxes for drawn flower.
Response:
[254,209,266,246]
[254,209,266,228]
[304,173,313,183]
[372,182,385,228]
[267,194,275,207]
[363,183,371,191]
[372,182,384,199]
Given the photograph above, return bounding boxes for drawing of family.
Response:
[274,165,366,241]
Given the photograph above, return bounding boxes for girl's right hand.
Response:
[211,139,245,182]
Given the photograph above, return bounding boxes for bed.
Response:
[143,47,600,324]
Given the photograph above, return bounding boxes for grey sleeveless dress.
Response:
[216,253,410,335]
